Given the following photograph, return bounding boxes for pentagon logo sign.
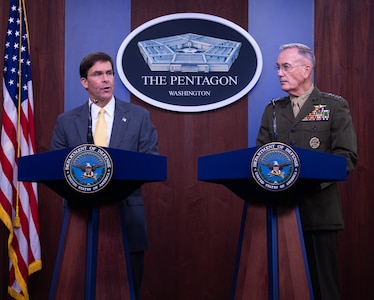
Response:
[251,142,300,192]
[64,144,113,194]
[116,13,263,112]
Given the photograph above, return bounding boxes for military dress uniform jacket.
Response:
[256,87,358,231]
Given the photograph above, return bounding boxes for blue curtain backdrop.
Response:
[65,0,314,143]
[247,0,314,145]
[64,0,131,112]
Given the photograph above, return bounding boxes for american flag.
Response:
[0,0,42,299]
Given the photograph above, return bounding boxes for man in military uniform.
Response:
[256,43,358,300]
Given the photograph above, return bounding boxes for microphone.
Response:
[271,99,278,141]
[87,99,98,144]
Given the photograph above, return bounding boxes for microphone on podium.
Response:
[87,99,98,144]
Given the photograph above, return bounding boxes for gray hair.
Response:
[280,43,316,67]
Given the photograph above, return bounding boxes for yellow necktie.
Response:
[94,108,107,146]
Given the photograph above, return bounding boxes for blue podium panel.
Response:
[198,146,346,182]
[19,147,167,182]
[18,147,167,203]
[198,146,346,201]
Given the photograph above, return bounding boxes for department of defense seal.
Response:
[250,142,300,191]
[63,144,113,194]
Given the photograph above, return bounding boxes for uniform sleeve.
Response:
[330,97,358,174]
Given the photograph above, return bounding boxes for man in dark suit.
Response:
[50,52,158,299]
[256,43,358,300]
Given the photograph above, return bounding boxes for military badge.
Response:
[64,144,113,194]
[251,142,300,191]
[309,137,320,149]
[302,104,330,121]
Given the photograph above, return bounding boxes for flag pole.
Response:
[13,0,24,229]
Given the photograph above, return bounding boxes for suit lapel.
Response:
[109,100,130,148]
[296,100,314,122]
[279,96,295,123]
[74,103,90,144]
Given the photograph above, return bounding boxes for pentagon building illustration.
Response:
[137,33,242,72]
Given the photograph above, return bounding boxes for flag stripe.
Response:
[0,0,42,299]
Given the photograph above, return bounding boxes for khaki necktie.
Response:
[292,98,301,117]
[94,108,107,146]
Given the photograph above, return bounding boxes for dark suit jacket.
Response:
[50,98,158,251]
[256,87,358,231]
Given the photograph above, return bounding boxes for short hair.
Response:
[79,52,114,78]
[280,43,316,67]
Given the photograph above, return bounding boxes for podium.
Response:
[198,145,346,300]
[18,146,167,300]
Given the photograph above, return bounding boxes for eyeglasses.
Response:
[87,70,114,78]
[274,64,305,73]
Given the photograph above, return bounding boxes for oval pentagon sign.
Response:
[116,13,263,112]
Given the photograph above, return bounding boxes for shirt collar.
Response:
[290,84,314,103]
[89,96,115,118]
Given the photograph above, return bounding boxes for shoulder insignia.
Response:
[321,92,343,101]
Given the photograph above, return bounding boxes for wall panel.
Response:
[130,1,248,299]
[314,1,374,299]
